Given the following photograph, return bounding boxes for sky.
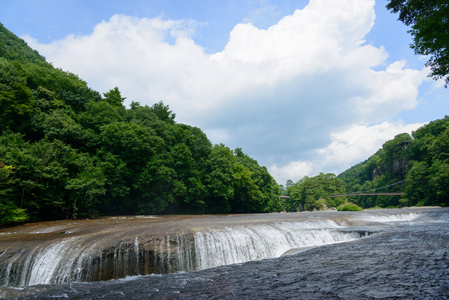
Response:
[1,0,448,185]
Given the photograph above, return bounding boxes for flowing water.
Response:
[0,208,448,299]
[0,218,365,286]
[193,224,364,270]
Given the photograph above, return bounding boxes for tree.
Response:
[234,148,281,212]
[285,173,346,211]
[428,159,449,205]
[204,144,235,213]
[0,59,34,133]
[103,86,126,106]
[79,101,124,133]
[134,154,176,214]
[150,101,176,124]
[404,160,429,205]
[65,154,106,218]
[0,161,29,224]
[387,0,449,86]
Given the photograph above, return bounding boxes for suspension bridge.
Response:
[280,180,406,199]
[329,179,406,197]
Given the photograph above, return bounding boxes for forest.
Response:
[280,173,346,212]
[338,117,449,209]
[0,23,282,225]
[282,117,449,211]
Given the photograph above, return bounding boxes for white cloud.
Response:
[24,0,427,185]
[316,121,425,173]
[269,161,313,184]
[269,121,425,184]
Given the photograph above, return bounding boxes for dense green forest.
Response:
[337,117,449,208]
[280,173,346,212]
[0,23,282,225]
[281,117,449,211]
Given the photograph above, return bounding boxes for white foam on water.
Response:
[276,220,344,229]
[26,238,75,286]
[355,213,420,223]
[194,223,362,270]
[9,212,426,287]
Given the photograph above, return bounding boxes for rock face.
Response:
[0,208,448,299]
[372,157,408,180]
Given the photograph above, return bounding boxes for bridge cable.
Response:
[350,179,406,194]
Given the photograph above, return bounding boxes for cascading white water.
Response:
[2,236,144,286]
[1,223,364,287]
[8,212,426,287]
[176,234,194,272]
[193,222,363,270]
[355,213,419,223]
[25,238,74,286]
[13,238,104,286]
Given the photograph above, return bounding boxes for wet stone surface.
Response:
[3,214,449,300]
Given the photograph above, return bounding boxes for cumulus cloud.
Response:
[269,161,313,185]
[270,121,425,184]
[316,121,425,171]
[24,0,427,184]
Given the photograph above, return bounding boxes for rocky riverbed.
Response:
[1,208,448,299]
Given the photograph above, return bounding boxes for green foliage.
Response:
[0,24,281,224]
[0,161,30,224]
[234,148,282,212]
[150,101,176,125]
[0,202,29,224]
[312,198,328,211]
[283,173,346,211]
[0,59,34,133]
[203,144,235,213]
[103,87,125,107]
[0,23,46,63]
[337,203,363,211]
[339,116,449,208]
[404,117,449,206]
[338,133,411,208]
[151,101,176,124]
[387,0,449,86]
[0,133,107,220]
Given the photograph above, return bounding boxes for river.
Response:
[0,207,448,299]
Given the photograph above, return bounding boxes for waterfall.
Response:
[25,238,75,285]
[354,212,420,223]
[0,221,368,287]
[0,235,187,286]
[193,223,363,270]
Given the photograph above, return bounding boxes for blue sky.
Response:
[1,0,448,184]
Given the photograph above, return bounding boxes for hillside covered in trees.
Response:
[0,23,282,225]
[280,118,449,211]
[338,117,449,208]
[280,173,347,212]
